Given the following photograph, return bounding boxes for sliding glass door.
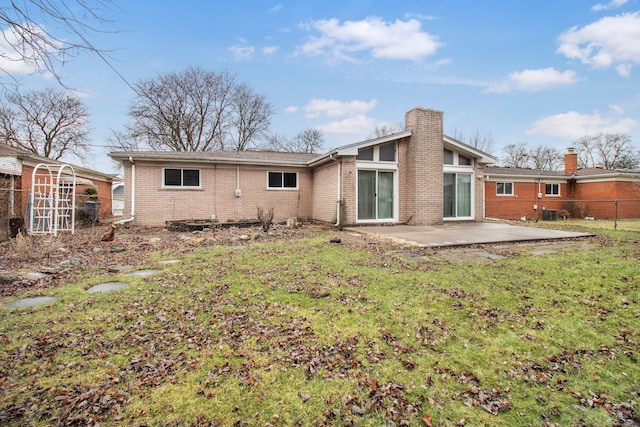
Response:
[444,173,472,218]
[358,170,395,221]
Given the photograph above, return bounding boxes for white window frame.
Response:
[267,171,298,190]
[162,168,201,189]
[496,181,514,196]
[357,142,397,163]
[545,183,561,196]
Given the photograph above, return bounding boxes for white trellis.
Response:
[28,163,76,236]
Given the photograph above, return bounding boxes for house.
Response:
[109,107,496,227]
[0,144,115,239]
[484,148,640,220]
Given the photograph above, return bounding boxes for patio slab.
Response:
[348,222,593,248]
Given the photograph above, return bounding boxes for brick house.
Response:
[484,148,640,220]
[109,107,496,227]
[1,144,115,239]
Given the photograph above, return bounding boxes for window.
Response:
[496,182,513,196]
[163,168,200,187]
[443,149,454,165]
[356,147,374,161]
[268,171,297,189]
[379,143,396,162]
[545,183,560,196]
[356,143,396,162]
[458,155,472,166]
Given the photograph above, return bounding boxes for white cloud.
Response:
[591,0,628,11]
[527,110,638,139]
[304,98,377,118]
[269,4,283,13]
[316,113,380,135]
[425,58,452,71]
[487,68,578,93]
[0,22,57,75]
[609,104,624,114]
[262,45,279,55]
[284,106,298,114]
[296,16,443,62]
[228,45,255,60]
[557,12,640,76]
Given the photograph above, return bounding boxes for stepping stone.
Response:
[4,296,56,309]
[87,282,129,293]
[158,260,180,265]
[125,269,161,277]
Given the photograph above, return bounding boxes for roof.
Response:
[443,135,496,164]
[485,166,640,180]
[109,150,321,167]
[1,143,116,182]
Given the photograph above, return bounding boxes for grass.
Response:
[0,220,638,426]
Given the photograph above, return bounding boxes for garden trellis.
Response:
[28,163,77,236]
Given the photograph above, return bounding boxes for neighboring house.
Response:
[484,148,640,220]
[0,144,115,238]
[109,107,496,227]
[112,179,125,216]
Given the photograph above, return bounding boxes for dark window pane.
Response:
[506,183,513,194]
[497,182,504,194]
[164,169,181,186]
[459,155,472,166]
[268,172,282,188]
[443,149,453,165]
[357,147,374,161]
[283,172,297,188]
[379,143,396,161]
[183,169,200,186]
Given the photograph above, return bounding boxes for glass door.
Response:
[358,170,395,221]
[444,173,472,218]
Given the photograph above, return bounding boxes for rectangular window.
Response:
[545,183,560,196]
[496,182,513,195]
[379,143,396,162]
[163,168,200,187]
[356,147,374,161]
[443,149,454,165]
[268,171,297,189]
[458,155,472,166]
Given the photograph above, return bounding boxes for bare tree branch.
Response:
[0,0,118,87]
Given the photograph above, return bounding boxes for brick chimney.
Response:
[564,147,578,173]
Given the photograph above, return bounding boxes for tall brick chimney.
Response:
[564,147,578,173]
[404,107,444,225]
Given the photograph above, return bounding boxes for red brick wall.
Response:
[485,178,640,220]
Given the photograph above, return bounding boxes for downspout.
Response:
[330,153,342,227]
[114,156,136,225]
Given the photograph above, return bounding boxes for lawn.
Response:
[1,220,638,426]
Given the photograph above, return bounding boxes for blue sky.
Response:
[2,0,640,173]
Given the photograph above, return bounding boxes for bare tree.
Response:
[262,128,324,153]
[574,133,639,170]
[528,145,563,171]
[0,0,117,85]
[450,128,496,155]
[227,83,274,151]
[501,143,530,168]
[126,67,273,152]
[0,87,90,161]
[369,123,403,138]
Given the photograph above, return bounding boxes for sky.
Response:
[2,0,640,174]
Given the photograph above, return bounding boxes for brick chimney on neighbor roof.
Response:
[564,147,578,174]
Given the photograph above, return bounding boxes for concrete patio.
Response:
[347,221,593,247]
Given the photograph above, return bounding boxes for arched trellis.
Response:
[28,163,76,236]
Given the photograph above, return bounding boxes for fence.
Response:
[0,185,112,241]
[486,198,640,222]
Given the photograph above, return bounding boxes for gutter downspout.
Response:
[114,156,136,225]
[330,153,342,227]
